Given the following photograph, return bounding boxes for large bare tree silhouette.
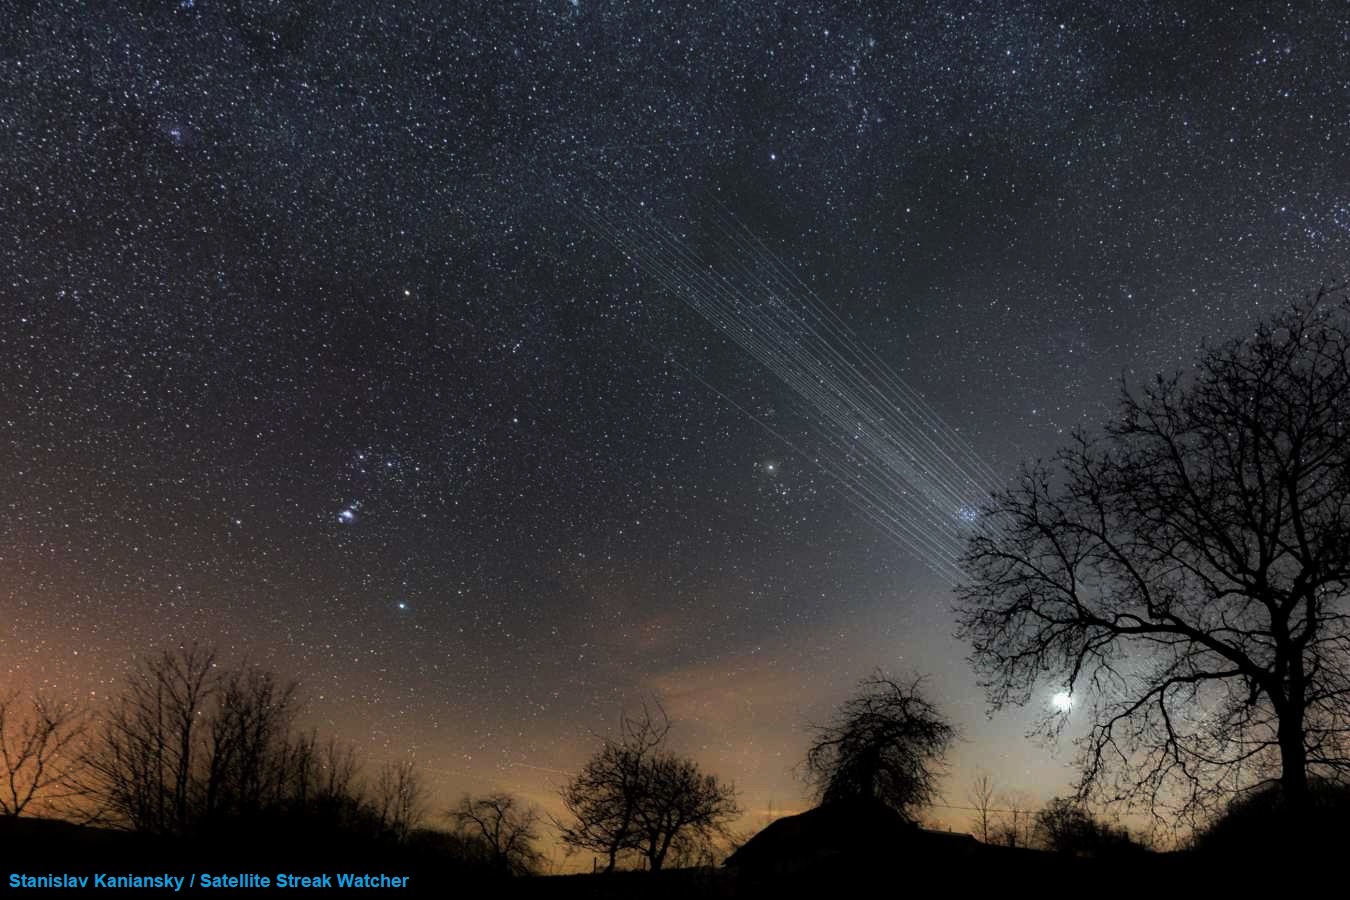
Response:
[959,289,1350,821]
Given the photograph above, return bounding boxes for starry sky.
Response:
[3,0,1349,847]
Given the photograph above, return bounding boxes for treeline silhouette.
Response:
[1,644,752,892]
[3,644,1347,895]
[1,644,547,894]
[78,645,421,844]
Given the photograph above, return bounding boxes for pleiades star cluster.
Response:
[2,1,1346,837]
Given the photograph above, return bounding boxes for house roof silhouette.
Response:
[725,797,977,873]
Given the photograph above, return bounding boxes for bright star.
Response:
[338,508,356,524]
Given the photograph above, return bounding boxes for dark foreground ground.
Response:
[0,817,1314,898]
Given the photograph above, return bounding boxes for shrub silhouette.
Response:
[804,672,955,821]
[1032,797,1149,858]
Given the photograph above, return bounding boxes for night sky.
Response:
[3,1,1348,844]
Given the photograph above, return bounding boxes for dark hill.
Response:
[725,797,978,874]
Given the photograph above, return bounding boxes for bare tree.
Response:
[557,704,738,872]
[276,729,319,810]
[296,736,371,834]
[373,759,426,841]
[1032,797,1145,856]
[1033,797,1103,854]
[317,736,362,801]
[804,672,957,820]
[83,644,218,833]
[0,691,86,816]
[990,789,1034,848]
[556,704,668,872]
[450,792,543,876]
[631,753,740,871]
[958,290,1350,821]
[201,666,299,821]
[967,773,997,843]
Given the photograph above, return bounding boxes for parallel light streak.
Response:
[578,194,1005,580]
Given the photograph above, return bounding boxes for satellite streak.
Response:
[577,194,1004,579]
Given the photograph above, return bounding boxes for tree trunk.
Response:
[655,828,679,872]
[650,834,670,872]
[1278,705,1309,813]
[860,746,879,801]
